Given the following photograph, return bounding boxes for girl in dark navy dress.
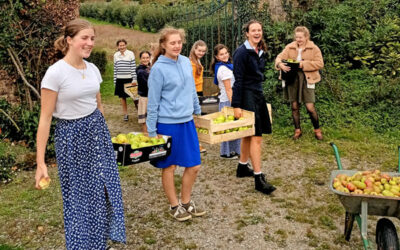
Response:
[232,20,276,195]
[147,27,206,222]
[35,19,126,249]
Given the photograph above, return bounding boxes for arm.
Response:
[35,88,57,189]
[113,55,117,85]
[96,92,104,115]
[232,48,245,109]
[192,75,201,115]
[275,45,290,71]
[131,57,137,82]
[301,46,324,71]
[223,79,233,103]
[146,68,162,137]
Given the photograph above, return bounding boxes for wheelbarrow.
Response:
[330,143,400,250]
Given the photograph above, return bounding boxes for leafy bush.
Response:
[80,1,139,28]
[0,151,16,183]
[0,99,56,158]
[87,50,107,74]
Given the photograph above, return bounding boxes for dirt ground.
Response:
[103,102,366,250]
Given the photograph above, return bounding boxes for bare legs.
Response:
[239,136,262,172]
[120,98,127,116]
[162,165,201,206]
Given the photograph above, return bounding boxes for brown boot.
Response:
[314,128,323,140]
[292,129,302,140]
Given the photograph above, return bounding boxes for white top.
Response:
[41,59,102,120]
[217,65,235,103]
[297,48,303,61]
[113,50,137,83]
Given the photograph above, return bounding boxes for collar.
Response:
[244,40,263,57]
[288,40,314,49]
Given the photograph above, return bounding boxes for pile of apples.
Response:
[196,115,250,135]
[111,133,166,149]
[333,170,400,197]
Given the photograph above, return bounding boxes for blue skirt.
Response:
[55,109,126,249]
[154,120,201,168]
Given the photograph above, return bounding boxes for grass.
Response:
[2,55,400,248]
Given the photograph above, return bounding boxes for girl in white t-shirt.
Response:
[210,44,241,159]
[35,19,125,249]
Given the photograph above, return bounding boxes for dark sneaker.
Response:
[236,163,254,177]
[169,205,192,222]
[181,200,206,217]
[123,115,129,121]
[220,154,239,160]
[254,173,276,195]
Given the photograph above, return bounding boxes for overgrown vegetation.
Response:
[0,0,79,182]
[263,0,400,134]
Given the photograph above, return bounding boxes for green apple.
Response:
[150,137,158,145]
[157,138,166,145]
[131,143,140,149]
[111,137,118,143]
[116,134,128,144]
[227,115,235,121]
[216,115,225,123]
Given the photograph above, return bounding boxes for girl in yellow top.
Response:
[189,40,207,153]
[189,40,207,96]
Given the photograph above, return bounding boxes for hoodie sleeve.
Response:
[146,66,163,137]
[192,75,201,115]
[232,47,245,108]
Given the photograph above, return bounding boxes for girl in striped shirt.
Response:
[113,39,137,121]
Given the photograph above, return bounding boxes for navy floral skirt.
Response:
[55,109,126,249]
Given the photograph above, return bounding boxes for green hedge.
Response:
[0,99,56,158]
[80,1,178,32]
[87,50,107,74]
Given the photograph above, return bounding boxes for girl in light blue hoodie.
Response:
[146,27,206,222]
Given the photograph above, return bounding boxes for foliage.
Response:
[0,145,16,183]
[87,49,108,74]
[80,1,181,32]
[0,99,56,158]
[0,0,80,104]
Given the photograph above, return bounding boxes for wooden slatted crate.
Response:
[193,106,255,144]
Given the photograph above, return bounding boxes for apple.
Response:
[116,134,128,144]
[39,177,51,190]
[347,183,356,192]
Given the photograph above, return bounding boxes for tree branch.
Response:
[7,48,41,100]
[0,108,20,132]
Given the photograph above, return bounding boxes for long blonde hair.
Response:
[152,27,186,65]
[189,40,207,76]
[54,19,94,55]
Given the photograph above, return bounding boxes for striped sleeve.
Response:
[131,58,137,81]
[113,53,117,85]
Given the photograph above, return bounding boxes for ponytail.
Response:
[54,36,68,55]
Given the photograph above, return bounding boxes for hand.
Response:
[131,81,138,87]
[280,62,291,73]
[299,61,303,68]
[234,108,242,119]
[35,162,49,189]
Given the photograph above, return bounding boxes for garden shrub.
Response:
[87,50,107,74]
[0,149,16,183]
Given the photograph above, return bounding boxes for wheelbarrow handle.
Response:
[330,142,343,170]
[398,146,400,173]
